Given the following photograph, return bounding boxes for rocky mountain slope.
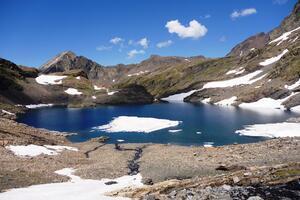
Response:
[0,1,299,110]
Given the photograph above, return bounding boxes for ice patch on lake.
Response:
[168,129,182,133]
[236,122,300,138]
[93,116,181,133]
[6,145,78,157]
[36,75,67,85]
[65,88,82,95]
[0,167,143,200]
[25,104,53,109]
[203,70,266,89]
[259,49,289,66]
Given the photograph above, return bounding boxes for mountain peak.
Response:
[40,51,77,73]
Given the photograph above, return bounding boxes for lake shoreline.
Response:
[0,116,299,195]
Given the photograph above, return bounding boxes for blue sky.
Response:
[0,0,297,67]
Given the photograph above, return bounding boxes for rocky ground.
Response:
[0,117,300,199]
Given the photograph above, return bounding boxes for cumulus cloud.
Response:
[137,37,149,49]
[96,45,112,51]
[165,19,208,39]
[127,49,145,58]
[231,8,257,19]
[110,37,124,45]
[156,40,173,48]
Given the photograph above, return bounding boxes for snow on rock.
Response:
[1,109,15,116]
[291,36,298,43]
[107,91,118,96]
[92,96,97,100]
[25,104,53,109]
[162,90,198,102]
[259,49,289,66]
[5,145,78,157]
[76,76,81,80]
[285,79,300,90]
[94,85,106,90]
[236,122,300,138]
[226,68,245,75]
[239,92,298,110]
[203,70,266,89]
[0,167,143,200]
[93,116,181,133]
[127,70,149,77]
[269,26,300,46]
[201,98,211,104]
[215,96,237,106]
[65,88,82,95]
[36,75,67,85]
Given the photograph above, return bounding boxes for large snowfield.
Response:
[0,168,143,200]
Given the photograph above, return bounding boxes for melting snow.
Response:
[6,145,78,157]
[94,85,106,90]
[65,88,82,95]
[203,70,266,89]
[1,109,15,116]
[215,96,237,106]
[285,79,300,90]
[0,167,143,200]
[239,92,298,110]
[269,26,300,45]
[236,122,300,138]
[93,116,181,133]
[25,104,53,109]
[127,70,149,77]
[259,49,289,66]
[162,90,198,102]
[36,75,67,85]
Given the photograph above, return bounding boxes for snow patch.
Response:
[127,70,149,77]
[162,90,198,102]
[6,145,78,157]
[36,75,67,85]
[203,70,266,89]
[107,91,118,96]
[201,98,211,104]
[236,122,300,138]
[1,109,15,116]
[76,76,81,80]
[285,79,300,90]
[93,116,181,133]
[65,88,82,95]
[269,26,300,45]
[92,96,97,100]
[25,104,53,109]
[94,85,107,90]
[259,49,289,66]
[203,142,214,147]
[0,167,143,200]
[226,68,245,75]
[215,96,237,106]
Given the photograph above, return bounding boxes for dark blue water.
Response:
[17,103,300,146]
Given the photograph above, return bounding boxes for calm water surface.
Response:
[17,103,300,146]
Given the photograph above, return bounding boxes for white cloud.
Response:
[137,37,149,49]
[219,36,227,42]
[204,14,211,19]
[96,45,112,51]
[156,40,173,48]
[127,49,145,58]
[165,19,208,39]
[128,40,134,45]
[231,8,257,19]
[110,37,124,45]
